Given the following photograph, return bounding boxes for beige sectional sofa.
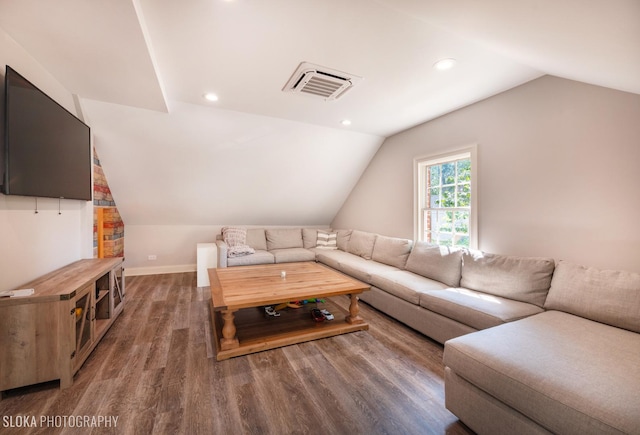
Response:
[444,261,640,435]
[216,228,317,267]
[214,227,640,434]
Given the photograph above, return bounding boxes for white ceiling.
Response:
[0,0,167,112]
[2,0,638,137]
[1,0,639,226]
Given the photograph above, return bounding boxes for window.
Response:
[414,146,477,249]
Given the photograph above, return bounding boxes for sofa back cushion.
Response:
[371,236,413,269]
[336,229,352,251]
[347,230,377,260]
[302,228,318,249]
[265,229,303,250]
[246,228,267,251]
[405,242,463,287]
[545,261,640,333]
[460,251,555,307]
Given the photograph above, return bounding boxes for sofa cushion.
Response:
[265,229,303,250]
[271,248,315,264]
[338,255,397,284]
[246,228,267,251]
[460,251,555,307]
[347,230,377,260]
[335,229,352,251]
[370,270,448,305]
[420,288,544,330]
[444,311,640,435]
[315,248,397,283]
[545,261,640,333]
[315,249,357,271]
[405,242,463,287]
[302,228,319,249]
[227,250,274,266]
[371,235,413,269]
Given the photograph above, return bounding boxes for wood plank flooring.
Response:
[0,272,473,435]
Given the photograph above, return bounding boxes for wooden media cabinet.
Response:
[0,258,125,397]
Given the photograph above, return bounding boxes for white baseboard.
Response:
[125,264,196,277]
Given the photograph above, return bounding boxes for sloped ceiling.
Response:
[381,0,640,95]
[0,0,167,112]
[82,99,383,225]
[0,0,639,226]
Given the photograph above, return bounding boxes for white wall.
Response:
[332,76,640,273]
[124,224,331,275]
[80,99,383,274]
[124,224,218,275]
[0,27,93,291]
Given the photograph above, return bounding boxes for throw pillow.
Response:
[222,226,255,258]
[316,230,338,250]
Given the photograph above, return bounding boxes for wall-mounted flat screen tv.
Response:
[2,65,91,201]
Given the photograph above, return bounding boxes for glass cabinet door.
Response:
[75,291,92,361]
[112,266,125,315]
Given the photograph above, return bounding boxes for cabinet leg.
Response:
[60,377,72,389]
[60,367,73,389]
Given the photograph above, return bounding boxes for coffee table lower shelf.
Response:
[210,298,369,361]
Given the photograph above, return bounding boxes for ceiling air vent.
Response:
[282,62,362,101]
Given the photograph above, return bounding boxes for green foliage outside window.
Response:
[425,158,471,248]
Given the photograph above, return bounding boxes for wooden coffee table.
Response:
[208,262,370,360]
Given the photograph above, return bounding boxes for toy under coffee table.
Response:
[208,262,370,361]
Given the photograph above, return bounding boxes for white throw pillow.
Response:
[316,230,338,250]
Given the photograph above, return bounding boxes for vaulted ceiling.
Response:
[1,0,638,225]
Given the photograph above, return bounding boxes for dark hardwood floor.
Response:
[0,272,473,435]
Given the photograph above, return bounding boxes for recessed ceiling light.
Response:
[433,58,457,71]
[341,119,352,126]
[204,93,219,102]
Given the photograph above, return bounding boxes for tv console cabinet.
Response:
[0,258,125,398]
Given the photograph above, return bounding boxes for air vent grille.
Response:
[283,62,362,101]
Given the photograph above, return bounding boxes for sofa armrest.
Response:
[216,240,229,268]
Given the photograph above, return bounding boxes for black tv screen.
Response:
[3,66,91,201]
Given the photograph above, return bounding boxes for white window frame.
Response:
[413,144,478,249]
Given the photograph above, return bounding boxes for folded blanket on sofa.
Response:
[222,226,255,257]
